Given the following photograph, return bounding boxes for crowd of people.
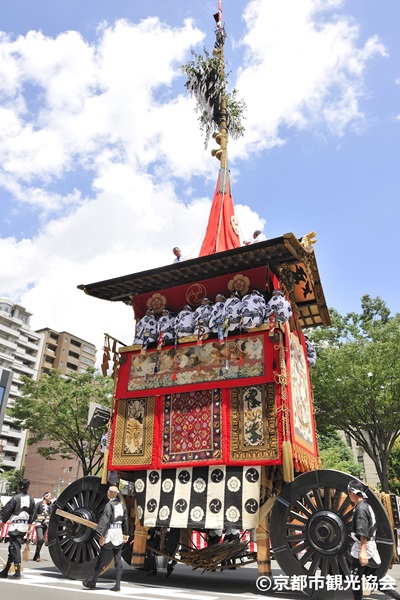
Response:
[134,288,293,347]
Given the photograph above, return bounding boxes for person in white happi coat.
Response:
[241,289,266,330]
[157,309,175,348]
[134,309,158,347]
[0,478,35,580]
[193,298,212,339]
[83,486,129,592]
[265,289,292,324]
[208,294,227,338]
[222,290,242,334]
[175,304,195,338]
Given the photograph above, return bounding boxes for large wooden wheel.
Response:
[48,476,113,579]
[270,470,394,598]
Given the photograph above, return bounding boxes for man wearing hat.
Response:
[0,478,35,579]
[32,491,53,562]
[83,485,129,592]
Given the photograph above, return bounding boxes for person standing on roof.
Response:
[172,247,183,263]
[244,230,267,245]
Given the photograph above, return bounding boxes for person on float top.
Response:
[0,478,35,580]
[208,294,227,337]
[193,297,212,338]
[244,230,267,245]
[241,289,266,330]
[134,309,158,346]
[172,247,183,263]
[265,289,292,324]
[222,290,242,333]
[83,485,129,592]
[32,491,53,562]
[174,304,195,338]
[305,336,317,367]
[157,308,175,347]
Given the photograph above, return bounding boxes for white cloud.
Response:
[229,0,387,159]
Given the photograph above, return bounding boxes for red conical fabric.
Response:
[199,168,240,256]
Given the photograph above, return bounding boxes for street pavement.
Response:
[1,542,400,599]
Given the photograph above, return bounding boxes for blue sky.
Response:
[0,0,399,354]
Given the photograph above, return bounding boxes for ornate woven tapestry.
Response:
[127,335,265,391]
[287,332,318,469]
[229,384,279,462]
[132,465,261,530]
[162,389,222,465]
[110,397,155,468]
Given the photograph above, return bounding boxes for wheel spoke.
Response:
[293,499,313,518]
[312,487,324,510]
[323,486,331,509]
[289,509,308,524]
[298,547,315,566]
[300,492,319,514]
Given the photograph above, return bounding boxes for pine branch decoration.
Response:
[181,49,246,148]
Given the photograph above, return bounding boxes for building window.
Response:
[67,362,78,371]
[82,345,95,355]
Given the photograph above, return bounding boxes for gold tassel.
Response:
[101,449,109,484]
[282,440,294,482]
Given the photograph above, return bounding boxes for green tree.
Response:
[318,430,362,478]
[8,368,114,477]
[0,469,25,495]
[310,295,400,492]
[388,438,400,495]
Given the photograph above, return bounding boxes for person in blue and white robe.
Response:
[265,290,292,324]
[175,305,195,338]
[134,309,158,347]
[241,289,266,330]
[208,294,227,337]
[193,298,212,339]
[157,309,175,347]
[222,290,242,334]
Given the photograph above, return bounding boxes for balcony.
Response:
[15,348,37,364]
[12,361,35,376]
[0,322,19,338]
[0,337,17,351]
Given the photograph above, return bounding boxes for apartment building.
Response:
[35,327,96,377]
[0,297,41,472]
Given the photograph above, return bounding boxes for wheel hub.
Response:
[65,507,97,543]
[306,510,348,555]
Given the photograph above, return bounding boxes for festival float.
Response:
[48,3,396,595]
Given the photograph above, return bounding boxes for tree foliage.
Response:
[0,469,25,495]
[8,368,114,477]
[309,295,400,492]
[388,438,400,495]
[318,431,362,478]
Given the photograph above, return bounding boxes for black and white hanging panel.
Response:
[133,465,260,529]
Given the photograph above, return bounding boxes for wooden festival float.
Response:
[48,3,396,595]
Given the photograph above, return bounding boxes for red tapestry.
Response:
[162,389,222,466]
[132,267,268,319]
